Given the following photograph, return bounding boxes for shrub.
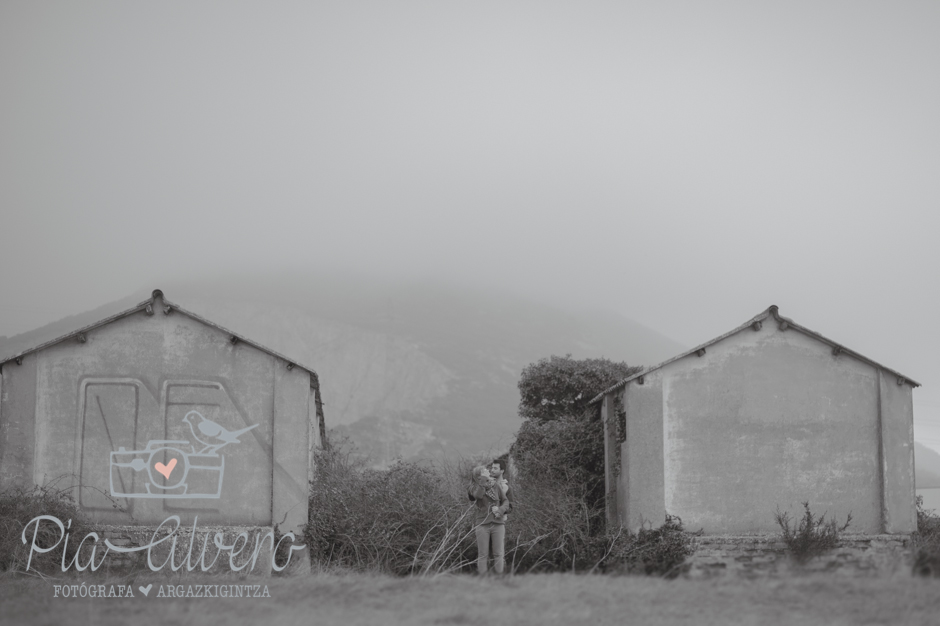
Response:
[597,515,697,578]
[911,495,940,577]
[501,450,604,572]
[0,483,96,574]
[304,435,697,577]
[305,438,477,575]
[517,355,640,422]
[774,501,852,563]
[508,422,695,575]
[511,413,606,521]
[511,355,642,565]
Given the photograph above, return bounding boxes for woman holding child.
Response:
[467,460,512,575]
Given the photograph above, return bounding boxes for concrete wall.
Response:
[0,350,37,487]
[605,319,916,535]
[621,368,665,532]
[878,369,916,533]
[0,294,314,538]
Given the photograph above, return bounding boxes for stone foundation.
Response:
[685,534,912,578]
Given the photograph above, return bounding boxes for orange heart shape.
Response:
[155,458,177,480]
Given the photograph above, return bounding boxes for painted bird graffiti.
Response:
[182,410,259,455]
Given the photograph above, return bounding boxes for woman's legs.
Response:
[490,523,505,574]
[475,524,491,574]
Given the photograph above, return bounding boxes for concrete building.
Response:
[591,305,918,535]
[0,289,324,542]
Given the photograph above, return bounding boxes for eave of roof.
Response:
[0,289,319,385]
[589,305,920,405]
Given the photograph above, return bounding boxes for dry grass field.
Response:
[2,570,939,626]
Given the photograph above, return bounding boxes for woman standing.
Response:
[468,465,510,574]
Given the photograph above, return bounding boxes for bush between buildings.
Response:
[0,483,97,574]
[305,436,698,577]
[510,413,607,538]
[911,495,940,577]
[774,501,852,563]
[304,438,477,576]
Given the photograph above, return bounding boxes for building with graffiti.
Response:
[0,289,324,544]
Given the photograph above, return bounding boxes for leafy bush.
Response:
[502,446,605,572]
[0,483,96,574]
[496,355,694,575]
[512,414,606,522]
[774,501,852,563]
[517,355,640,422]
[911,495,940,577]
[506,419,696,575]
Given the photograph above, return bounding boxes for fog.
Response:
[2,2,939,448]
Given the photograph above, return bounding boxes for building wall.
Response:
[878,369,916,533]
[0,350,37,487]
[620,368,665,531]
[0,298,313,537]
[610,320,915,535]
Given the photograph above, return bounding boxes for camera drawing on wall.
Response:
[109,410,258,499]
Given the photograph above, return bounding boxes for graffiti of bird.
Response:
[182,410,259,455]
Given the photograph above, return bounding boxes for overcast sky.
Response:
[2,1,939,448]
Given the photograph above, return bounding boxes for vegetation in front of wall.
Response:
[304,433,613,576]
[596,515,698,578]
[304,433,698,577]
[911,495,940,577]
[0,483,97,574]
[304,355,698,578]
[774,501,852,563]
[511,412,607,536]
[512,355,641,538]
[304,436,481,576]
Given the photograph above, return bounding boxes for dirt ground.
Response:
[2,570,939,626]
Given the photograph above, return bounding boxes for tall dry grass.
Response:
[0,481,100,574]
[304,438,694,577]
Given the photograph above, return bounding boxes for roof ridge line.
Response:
[588,305,919,405]
[0,288,319,383]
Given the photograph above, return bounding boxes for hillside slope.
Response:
[164,274,686,465]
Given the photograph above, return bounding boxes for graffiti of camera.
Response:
[109,411,258,500]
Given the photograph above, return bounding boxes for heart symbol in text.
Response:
[155,458,177,480]
[139,584,153,597]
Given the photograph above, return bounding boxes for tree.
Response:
[511,355,642,531]
[517,354,641,422]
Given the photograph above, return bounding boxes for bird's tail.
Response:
[229,423,259,439]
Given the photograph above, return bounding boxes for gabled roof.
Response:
[0,289,319,386]
[589,305,920,404]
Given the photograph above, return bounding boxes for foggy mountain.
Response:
[0,273,686,466]
[915,443,940,489]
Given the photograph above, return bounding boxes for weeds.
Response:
[304,438,477,575]
[592,515,697,578]
[0,482,96,574]
[911,495,940,577]
[305,436,697,577]
[774,501,852,563]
